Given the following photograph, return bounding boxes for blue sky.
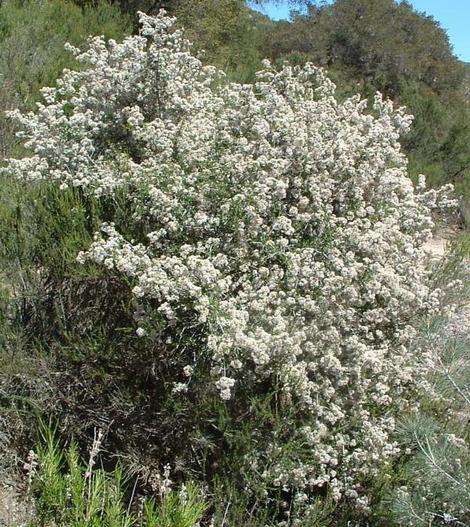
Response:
[248,1,470,62]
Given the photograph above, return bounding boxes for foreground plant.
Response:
[26,421,206,527]
[387,308,470,526]
[4,10,458,523]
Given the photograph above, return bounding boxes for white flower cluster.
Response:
[4,11,456,508]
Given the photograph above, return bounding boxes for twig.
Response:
[127,475,139,515]
[220,500,231,527]
[436,355,470,405]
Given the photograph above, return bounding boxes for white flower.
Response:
[172,382,188,394]
[183,365,194,377]
[3,10,456,508]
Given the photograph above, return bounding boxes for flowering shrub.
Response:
[4,11,457,519]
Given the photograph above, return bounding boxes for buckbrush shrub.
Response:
[3,11,458,520]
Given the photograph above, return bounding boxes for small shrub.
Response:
[27,421,206,527]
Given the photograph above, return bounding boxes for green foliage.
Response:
[28,420,207,527]
[0,0,130,102]
[172,0,272,82]
[371,253,470,527]
[264,0,465,95]
[142,486,207,527]
[382,338,470,526]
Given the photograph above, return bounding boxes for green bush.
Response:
[27,420,206,527]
